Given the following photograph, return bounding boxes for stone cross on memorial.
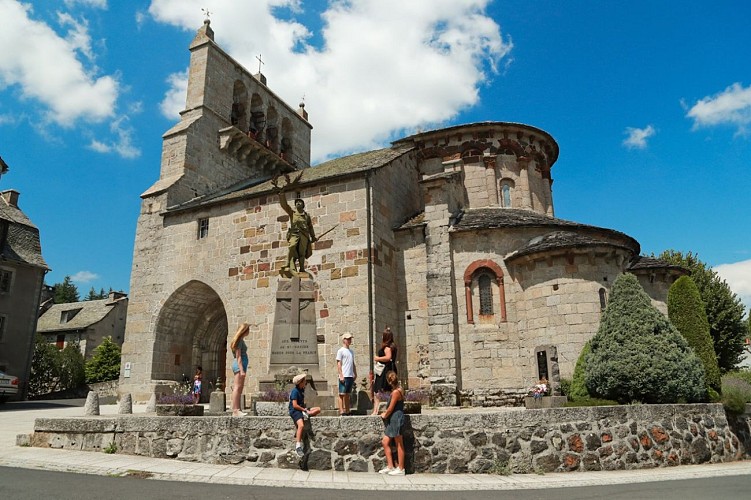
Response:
[269,277,318,367]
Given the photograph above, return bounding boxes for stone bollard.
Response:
[209,390,226,414]
[118,393,133,414]
[84,391,100,416]
[146,393,157,413]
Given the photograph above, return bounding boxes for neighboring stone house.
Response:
[0,183,49,400]
[119,21,685,405]
[37,292,128,359]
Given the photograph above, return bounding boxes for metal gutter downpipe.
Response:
[365,172,374,382]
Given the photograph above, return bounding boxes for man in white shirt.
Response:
[336,333,357,416]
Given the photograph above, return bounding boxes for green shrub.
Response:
[85,337,121,384]
[569,341,591,401]
[726,369,751,386]
[585,273,706,404]
[558,378,571,397]
[668,276,721,391]
[721,375,751,414]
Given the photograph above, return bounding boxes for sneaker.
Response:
[232,411,247,417]
[388,468,405,476]
[295,446,304,457]
[302,411,309,420]
[378,466,393,474]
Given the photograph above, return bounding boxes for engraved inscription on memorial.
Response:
[270,277,318,366]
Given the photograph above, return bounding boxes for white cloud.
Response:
[64,0,108,9]
[687,82,751,135]
[714,259,751,313]
[71,270,99,283]
[623,125,655,149]
[160,70,188,119]
[150,0,510,161]
[0,0,119,126]
[87,114,141,158]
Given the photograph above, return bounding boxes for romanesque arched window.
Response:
[599,287,607,311]
[478,274,494,315]
[249,93,265,140]
[231,81,248,132]
[464,260,507,324]
[500,179,515,208]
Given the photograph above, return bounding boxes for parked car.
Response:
[0,370,19,403]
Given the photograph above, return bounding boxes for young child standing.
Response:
[336,333,357,416]
[192,366,202,404]
[289,373,321,457]
[379,371,405,475]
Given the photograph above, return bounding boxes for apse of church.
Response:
[119,20,682,407]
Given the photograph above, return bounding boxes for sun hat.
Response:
[342,333,353,340]
[292,373,307,385]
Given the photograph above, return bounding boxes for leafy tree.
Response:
[668,276,721,391]
[53,276,80,304]
[85,287,110,300]
[28,336,60,396]
[28,337,85,396]
[656,250,747,372]
[85,337,121,383]
[585,273,706,404]
[58,343,85,389]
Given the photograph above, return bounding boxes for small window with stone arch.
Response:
[479,273,494,315]
[197,218,209,239]
[599,287,607,311]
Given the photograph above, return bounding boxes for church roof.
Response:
[166,145,413,213]
[0,195,48,269]
[508,230,636,260]
[37,296,127,333]
[395,207,641,256]
[627,255,688,273]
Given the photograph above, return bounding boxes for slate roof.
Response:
[508,230,636,261]
[627,255,688,273]
[0,195,48,269]
[37,297,126,333]
[166,145,414,213]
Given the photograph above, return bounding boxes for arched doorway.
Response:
[151,281,228,401]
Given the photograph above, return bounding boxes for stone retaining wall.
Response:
[27,404,751,474]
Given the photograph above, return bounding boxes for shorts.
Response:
[231,357,249,375]
[290,410,305,423]
[338,377,354,394]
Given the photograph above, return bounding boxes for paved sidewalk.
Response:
[1,402,749,491]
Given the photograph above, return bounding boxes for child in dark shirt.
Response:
[289,373,321,457]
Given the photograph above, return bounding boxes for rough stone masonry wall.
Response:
[28,404,750,474]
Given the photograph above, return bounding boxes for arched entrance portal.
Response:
[151,281,227,401]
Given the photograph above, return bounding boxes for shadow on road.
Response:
[0,399,85,412]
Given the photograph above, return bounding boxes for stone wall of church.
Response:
[29,404,750,473]
[450,229,637,396]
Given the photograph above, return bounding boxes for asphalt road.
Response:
[1,466,750,500]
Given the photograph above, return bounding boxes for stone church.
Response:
[119,20,684,406]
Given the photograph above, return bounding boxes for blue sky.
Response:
[1,0,749,312]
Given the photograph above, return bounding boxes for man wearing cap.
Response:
[336,333,357,416]
[289,373,320,457]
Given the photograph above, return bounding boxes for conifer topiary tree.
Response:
[668,275,721,392]
[569,341,591,401]
[585,273,706,404]
[85,337,122,384]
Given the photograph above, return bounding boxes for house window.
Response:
[60,308,82,324]
[479,274,494,315]
[0,269,11,293]
[198,218,209,239]
[599,288,607,311]
[0,314,6,342]
[56,334,65,350]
